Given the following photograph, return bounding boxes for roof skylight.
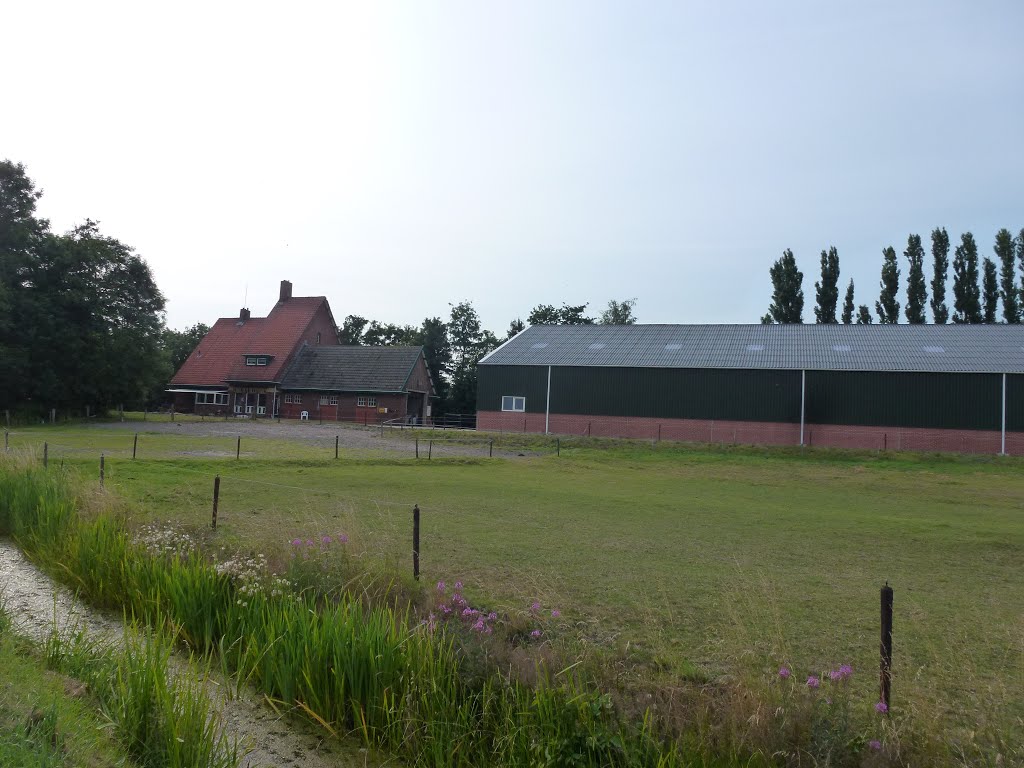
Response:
[664,343,682,351]
[832,344,851,352]
[588,343,606,350]
[530,343,548,349]
[746,344,765,352]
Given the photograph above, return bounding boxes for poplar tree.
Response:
[904,234,928,323]
[1018,229,1024,310]
[875,246,901,323]
[856,305,873,324]
[764,248,804,323]
[814,246,840,323]
[841,279,855,324]
[952,232,982,323]
[930,227,950,324]
[996,228,1019,322]
[982,258,999,323]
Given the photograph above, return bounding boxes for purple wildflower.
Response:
[531,629,542,638]
[837,664,853,679]
[437,581,446,593]
[291,538,302,546]
[530,601,541,613]
[472,619,486,632]
[869,740,882,751]
[778,666,791,679]
[321,535,332,545]
[875,701,888,714]
[807,676,820,689]
[551,609,560,618]
[306,539,314,547]
[487,611,498,621]
[454,580,463,591]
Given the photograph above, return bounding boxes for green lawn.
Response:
[0,631,134,768]
[7,423,1024,745]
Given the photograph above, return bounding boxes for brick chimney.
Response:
[279,280,293,302]
[239,308,250,322]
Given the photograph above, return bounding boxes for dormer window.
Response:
[245,356,271,366]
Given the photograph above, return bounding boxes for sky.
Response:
[4,0,1023,334]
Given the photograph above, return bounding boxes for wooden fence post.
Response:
[335,435,339,459]
[428,440,432,460]
[415,438,419,459]
[43,442,48,468]
[236,436,241,460]
[100,454,105,488]
[489,440,493,458]
[880,583,894,711]
[3,430,7,452]
[412,504,420,580]
[133,433,138,460]
[556,438,560,457]
[212,475,220,529]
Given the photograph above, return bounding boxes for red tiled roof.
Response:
[170,297,331,387]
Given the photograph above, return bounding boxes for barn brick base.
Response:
[476,411,1020,456]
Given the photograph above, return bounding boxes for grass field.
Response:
[6,420,1024,755]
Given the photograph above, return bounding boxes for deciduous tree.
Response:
[952,232,982,323]
[599,298,638,325]
[813,247,840,323]
[995,228,1018,322]
[930,227,950,324]
[764,249,804,323]
[875,246,900,323]
[841,279,855,324]
[904,235,927,324]
[982,258,999,323]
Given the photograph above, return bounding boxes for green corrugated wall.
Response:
[478,365,1020,431]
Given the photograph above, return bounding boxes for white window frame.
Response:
[357,396,367,407]
[501,396,526,412]
[256,357,267,366]
[367,396,377,408]
[194,392,228,406]
[293,394,303,405]
[283,394,292,404]
[329,395,338,405]
[319,395,329,405]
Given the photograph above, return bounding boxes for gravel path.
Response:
[89,419,549,459]
[0,539,394,768]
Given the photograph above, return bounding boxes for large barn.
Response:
[476,324,1024,454]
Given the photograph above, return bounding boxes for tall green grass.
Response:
[2,457,931,766]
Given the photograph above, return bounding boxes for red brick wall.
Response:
[278,392,408,422]
[476,411,1018,455]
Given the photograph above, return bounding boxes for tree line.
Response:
[336,298,637,414]
[2,159,638,417]
[762,228,1024,324]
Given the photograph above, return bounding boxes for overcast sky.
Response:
[4,1,1022,333]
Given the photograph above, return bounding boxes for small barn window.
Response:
[357,396,367,407]
[368,396,377,407]
[329,395,338,405]
[502,396,526,412]
[319,395,330,405]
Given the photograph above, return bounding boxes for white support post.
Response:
[545,365,552,435]
[800,369,806,447]
[1001,372,1007,455]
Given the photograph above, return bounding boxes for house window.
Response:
[245,356,270,366]
[367,396,377,407]
[319,395,329,405]
[283,394,292,404]
[316,332,321,344]
[329,395,338,405]
[357,396,367,407]
[194,392,228,405]
[257,357,267,366]
[501,396,526,412]
[246,357,258,366]
[292,394,302,405]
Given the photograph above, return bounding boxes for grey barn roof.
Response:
[479,324,1024,374]
[281,345,425,392]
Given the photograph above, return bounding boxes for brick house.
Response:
[168,280,339,416]
[277,345,434,423]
